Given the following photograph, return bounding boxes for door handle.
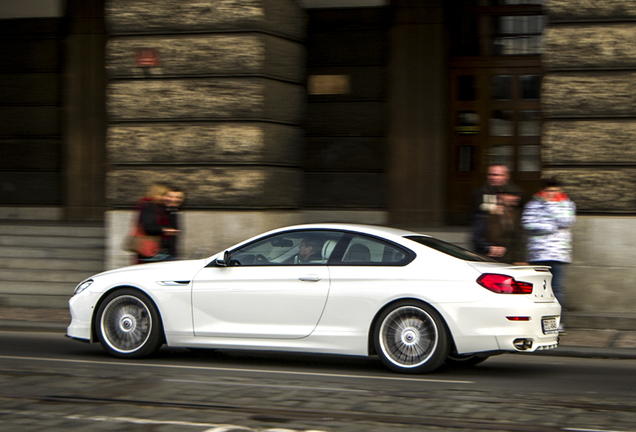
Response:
[299,275,321,282]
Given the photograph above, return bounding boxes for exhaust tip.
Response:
[513,338,533,351]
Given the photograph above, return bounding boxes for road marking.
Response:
[0,355,474,384]
[65,413,217,427]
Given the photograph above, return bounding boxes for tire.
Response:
[445,353,489,367]
[374,301,450,374]
[95,289,164,358]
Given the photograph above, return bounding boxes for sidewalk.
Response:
[0,307,635,359]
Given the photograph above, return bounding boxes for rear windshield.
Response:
[405,235,495,262]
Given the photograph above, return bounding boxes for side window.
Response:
[340,235,409,265]
[230,230,343,266]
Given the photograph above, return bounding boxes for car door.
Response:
[191,230,342,339]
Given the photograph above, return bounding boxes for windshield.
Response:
[405,235,495,262]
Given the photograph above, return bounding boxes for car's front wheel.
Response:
[374,301,450,373]
[96,289,164,358]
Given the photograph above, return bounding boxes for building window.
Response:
[521,74,541,99]
[492,75,513,100]
[492,15,545,55]
[447,0,544,221]
[458,75,477,101]
[490,110,514,136]
[490,146,514,168]
[518,145,541,172]
[519,110,541,136]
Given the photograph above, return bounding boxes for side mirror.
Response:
[215,250,231,267]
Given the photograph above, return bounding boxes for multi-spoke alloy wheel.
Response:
[374,301,449,373]
[96,289,163,358]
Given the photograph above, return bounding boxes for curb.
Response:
[533,345,636,360]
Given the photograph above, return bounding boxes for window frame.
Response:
[210,229,416,268]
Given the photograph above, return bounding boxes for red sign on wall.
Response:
[135,49,160,67]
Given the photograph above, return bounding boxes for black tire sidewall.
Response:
[95,288,164,358]
[373,300,450,374]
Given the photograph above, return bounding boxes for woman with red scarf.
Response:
[522,176,576,333]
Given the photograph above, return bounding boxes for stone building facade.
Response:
[542,0,636,319]
[104,0,312,266]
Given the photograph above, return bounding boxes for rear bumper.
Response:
[445,297,561,355]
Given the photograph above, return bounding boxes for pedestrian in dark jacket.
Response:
[473,187,526,264]
[472,164,523,251]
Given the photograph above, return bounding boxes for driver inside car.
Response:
[294,235,324,264]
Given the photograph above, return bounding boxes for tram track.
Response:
[0,366,634,416]
[0,355,635,432]
[0,393,564,432]
[0,391,634,432]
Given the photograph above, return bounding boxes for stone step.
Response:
[0,258,103,272]
[0,220,106,309]
[0,223,104,237]
[0,281,76,296]
[0,246,105,260]
[0,293,70,309]
[0,269,95,283]
[0,207,63,221]
[0,235,105,249]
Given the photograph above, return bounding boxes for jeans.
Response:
[531,261,567,310]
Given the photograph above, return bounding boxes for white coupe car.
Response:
[67,224,560,373]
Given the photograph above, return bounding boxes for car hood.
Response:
[89,258,211,280]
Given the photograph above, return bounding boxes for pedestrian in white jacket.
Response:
[521,177,576,332]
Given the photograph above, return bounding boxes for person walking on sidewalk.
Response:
[471,163,524,251]
[522,176,576,332]
[473,186,526,265]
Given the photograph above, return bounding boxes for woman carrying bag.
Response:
[127,183,180,264]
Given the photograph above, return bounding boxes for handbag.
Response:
[123,224,160,257]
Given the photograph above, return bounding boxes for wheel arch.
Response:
[90,285,166,344]
[367,297,454,356]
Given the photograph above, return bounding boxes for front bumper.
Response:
[66,290,99,342]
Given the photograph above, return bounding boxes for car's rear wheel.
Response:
[374,301,449,373]
[96,289,163,358]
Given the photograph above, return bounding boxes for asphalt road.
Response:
[0,331,635,432]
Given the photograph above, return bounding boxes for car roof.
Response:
[257,223,428,242]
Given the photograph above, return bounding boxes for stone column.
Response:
[64,0,107,220]
[387,0,446,226]
[542,0,636,320]
[104,0,306,267]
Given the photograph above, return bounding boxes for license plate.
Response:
[542,317,558,334]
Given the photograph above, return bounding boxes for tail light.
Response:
[477,273,533,294]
